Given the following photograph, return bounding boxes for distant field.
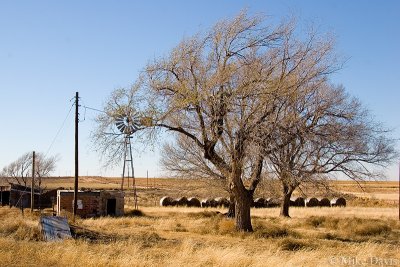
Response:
[1,176,398,208]
[28,176,399,208]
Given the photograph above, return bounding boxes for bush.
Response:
[187,211,221,219]
[305,216,339,229]
[280,238,312,251]
[306,216,326,228]
[352,222,391,236]
[125,209,145,217]
[255,227,290,238]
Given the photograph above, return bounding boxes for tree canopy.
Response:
[94,11,397,231]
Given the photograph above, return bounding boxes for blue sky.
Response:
[0,1,399,180]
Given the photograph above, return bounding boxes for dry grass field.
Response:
[33,176,399,208]
[0,177,399,266]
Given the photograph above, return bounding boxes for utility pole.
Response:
[31,151,35,212]
[73,92,79,222]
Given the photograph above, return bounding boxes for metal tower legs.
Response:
[121,136,138,209]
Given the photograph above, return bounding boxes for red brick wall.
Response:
[57,191,124,217]
[58,192,101,217]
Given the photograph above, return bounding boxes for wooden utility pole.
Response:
[73,92,79,222]
[31,151,35,212]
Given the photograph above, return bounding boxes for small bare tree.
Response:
[34,153,59,189]
[1,152,58,187]
[1,152,32,186]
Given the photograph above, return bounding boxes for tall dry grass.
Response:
[0,205,399,267]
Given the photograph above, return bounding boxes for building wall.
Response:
[57,191,100,218]
[100,191,125,216]
[57,190,124,218]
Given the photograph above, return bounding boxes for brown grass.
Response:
[0,178,398,266]
[0,205,399,267]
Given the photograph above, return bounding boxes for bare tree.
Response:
[1,152,32,186]
[161,135,234,217]
[95,11,352,231]
[140,12,343,231]
[34,153,59,188]
[1,152,58,187]
[264,83,398,217]
[91,85,150,167]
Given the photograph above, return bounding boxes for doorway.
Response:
[106,199,116,216]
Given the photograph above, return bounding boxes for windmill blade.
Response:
[116,122,126,133]
[132,124,139,131]
[132,118,141,125]
[115,109,142,135]
[115,120,125,126]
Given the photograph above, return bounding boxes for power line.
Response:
[83,105,106,114]
[45,102,74,157]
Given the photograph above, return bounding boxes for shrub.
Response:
[280,238,312,251]
[187,211,221,219]
[125,209,145,217]
[254,226,290,239]
[352,222,391,236]
[174,223,188,232]
[306,216,326,228]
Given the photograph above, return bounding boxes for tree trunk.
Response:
[234,190,253,232]
[226,193,235,218]
[280,186,293,217]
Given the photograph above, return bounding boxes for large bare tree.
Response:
[264,83,397,217]
[95,11,383,231]
[140,12,343,231]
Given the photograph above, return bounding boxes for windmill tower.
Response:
[115,108,141,209]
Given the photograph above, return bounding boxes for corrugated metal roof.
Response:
[39,216,72,241]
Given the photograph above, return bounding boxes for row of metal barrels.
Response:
[160,196,346,208]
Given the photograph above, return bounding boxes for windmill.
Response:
[114,107,141,209]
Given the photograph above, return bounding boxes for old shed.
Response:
[0,185,10,206]
[9,183,40,208]
[7,184,57,209]
[57,190,124,218]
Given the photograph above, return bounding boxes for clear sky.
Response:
[0,1,399,180]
